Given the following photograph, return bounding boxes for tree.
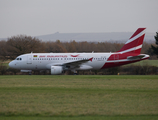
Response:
[67,40,77,52]
[6,35,44,59]
[0,40,7,60]
[45,41,67,53]
[151,32,158,57]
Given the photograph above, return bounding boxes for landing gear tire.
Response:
[74,73,78,75]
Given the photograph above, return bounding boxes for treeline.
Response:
[0,35,154,60]
[0,35,157,75]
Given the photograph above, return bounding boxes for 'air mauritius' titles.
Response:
[35,54,81,58]
[37,55,68,58]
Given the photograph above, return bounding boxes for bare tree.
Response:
[6,35,44,59]
[45,41,67,53]
[0,40,7,60]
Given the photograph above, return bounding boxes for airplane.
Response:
[9,28,149,75]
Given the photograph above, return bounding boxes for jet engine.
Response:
[51,66,63,75]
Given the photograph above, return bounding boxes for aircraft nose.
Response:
[9,61,16,68]
[9,61,13,68]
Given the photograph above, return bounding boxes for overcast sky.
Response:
[0,0,158,38]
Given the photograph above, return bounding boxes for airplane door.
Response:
[27,55,32,64]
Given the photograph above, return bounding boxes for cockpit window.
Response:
[16,58,22,60]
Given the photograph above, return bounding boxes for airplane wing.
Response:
[127,55,145,61]
[45,57,93,70]
[62,57,93,70]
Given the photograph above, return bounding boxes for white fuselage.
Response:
[9,53,111,70]
[9,52,149,72]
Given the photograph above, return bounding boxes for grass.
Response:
[0,75,158,120]
[124,59,158,67]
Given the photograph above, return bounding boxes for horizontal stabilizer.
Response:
[127,55,145,61]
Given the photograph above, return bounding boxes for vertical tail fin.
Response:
[117,28,146,54]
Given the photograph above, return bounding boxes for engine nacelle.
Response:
[51,66,63,75]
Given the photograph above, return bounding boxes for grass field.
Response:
[124,60,158,67]
[0,75,158,120]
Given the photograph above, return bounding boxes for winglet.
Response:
[89,57,93,62]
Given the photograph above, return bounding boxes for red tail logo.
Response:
[117,28,146,54]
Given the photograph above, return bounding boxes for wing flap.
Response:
[63,59,89,66]
[62,57,93,70]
